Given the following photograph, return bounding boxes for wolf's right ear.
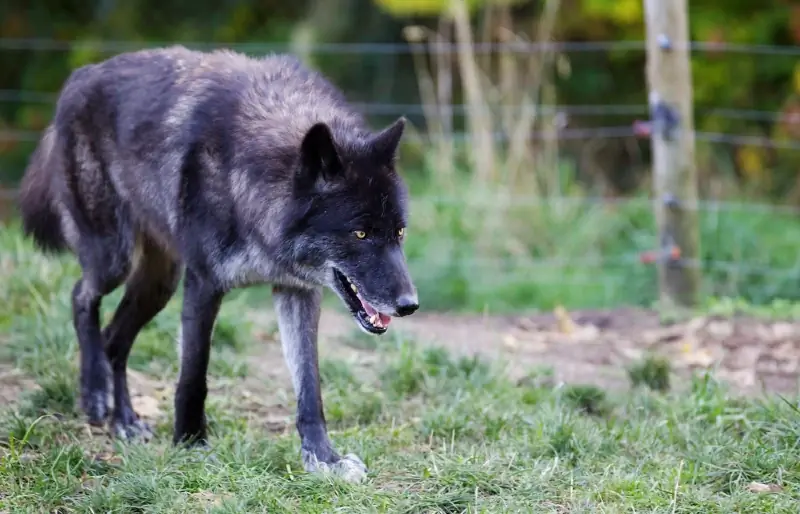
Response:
[299,122,343,188]
[369,117,406,163]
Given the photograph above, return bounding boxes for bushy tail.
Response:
[17,125,68,253]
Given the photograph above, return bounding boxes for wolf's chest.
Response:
[212,246,309,290]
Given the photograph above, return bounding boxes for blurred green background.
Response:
[1,0,799,313]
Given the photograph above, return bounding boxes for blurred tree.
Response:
[0,0,797,201]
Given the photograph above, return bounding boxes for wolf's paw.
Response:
[189,444,220,465]
[331,454,368,483]
[302,450,368,483]
[112,411,153,442]
[81,390,109,426]
[81,359,112,425]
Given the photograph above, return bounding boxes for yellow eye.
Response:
[398,227,405,238]
[354,230,366,239]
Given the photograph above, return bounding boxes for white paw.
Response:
[113,418,153,442]
[331,454,368,483]
[181,442,219,465]
[303,451,368,483]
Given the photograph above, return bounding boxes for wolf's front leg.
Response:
[272,284,367,483]
[173,269,223,446]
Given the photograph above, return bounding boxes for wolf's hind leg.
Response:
[102,238,180,440]
[272,285,368,483]
[72,250,130,426]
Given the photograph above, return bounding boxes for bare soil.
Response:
[314,306,800,396]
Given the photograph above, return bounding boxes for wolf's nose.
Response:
[394,294,419,317]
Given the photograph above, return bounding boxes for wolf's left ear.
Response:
[369,117,406,162]
[299,122,343,185]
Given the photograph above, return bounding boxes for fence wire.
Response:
[1,38,800,56]
[1,37,799,309]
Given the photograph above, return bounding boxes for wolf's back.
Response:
[17,46,368,256]
[17,125,67,253]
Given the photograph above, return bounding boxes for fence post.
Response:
[643,0,701,308]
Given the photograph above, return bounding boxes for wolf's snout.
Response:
[394,294,419,317]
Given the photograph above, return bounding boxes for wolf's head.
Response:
[288,116,418,335]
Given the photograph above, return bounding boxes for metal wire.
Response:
[0,38,799,56]
[3,126,799,149]
[412,254,800,279]
[3,90,796,128]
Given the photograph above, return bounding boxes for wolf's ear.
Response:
[299,122,343,186]
[369,117,406,162]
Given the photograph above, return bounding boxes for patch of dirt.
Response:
[234,306,800,398]
[388,307,800,396]
[234,306,800,399]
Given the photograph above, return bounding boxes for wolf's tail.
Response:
[17,125,68,253]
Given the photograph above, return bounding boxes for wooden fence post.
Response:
[643,0,701,308]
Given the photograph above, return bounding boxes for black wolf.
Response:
[17,46,419,481]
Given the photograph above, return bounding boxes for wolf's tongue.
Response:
[358,296,392,326]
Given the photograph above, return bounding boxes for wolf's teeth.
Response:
[351,284,358,293]
[369,314,380,327]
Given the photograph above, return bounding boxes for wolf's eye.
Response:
[398,227,405,238]
[354,230,367,239]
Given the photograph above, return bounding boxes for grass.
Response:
[1,223,800,512]
[3,335,800,512]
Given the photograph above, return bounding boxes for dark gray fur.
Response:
[17,46,418,477]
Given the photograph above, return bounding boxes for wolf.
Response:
[17,45,419,482]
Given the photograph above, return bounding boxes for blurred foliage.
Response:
[374,0,528,16]
[0,0,798,202]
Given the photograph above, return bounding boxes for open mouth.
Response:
[333,269,392,335]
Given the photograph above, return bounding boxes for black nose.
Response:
[395,294,419,317]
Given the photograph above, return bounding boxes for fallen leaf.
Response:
[618,346,645,361]
[264,414,291,433]
[705,321,733,339]
[132,395,162,418]
[515,317,538,331]
[81,476,102,491]
[154,388,171,402]
[719,369,756,390]
[93,452,122,465]
[746,482,783,494]
[503,334,518,350]
[678,341,715,368]
[554,306,576,335]
[573,324,600,342]
[641,327,684,346]
[190,491,230,507]
[772,323,795,340]
[772,342,797,360]
[685,316,708,333]
[756,325,775,342]
[725,346,762,370]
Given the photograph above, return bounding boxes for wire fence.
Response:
[1,37,799,309]
[1,38,800,55]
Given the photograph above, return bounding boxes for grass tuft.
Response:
[628,354,672,392]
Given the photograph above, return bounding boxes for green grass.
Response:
[3,334,800,512]
[2,223,800,512]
